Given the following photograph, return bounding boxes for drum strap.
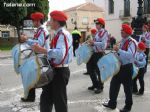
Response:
[121,38,137,56]
[50,32,69,67]
[94,30,107,53]
[98,30,107,38]
[145,33,150,39]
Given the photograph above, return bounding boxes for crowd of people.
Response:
[14,10,150,112]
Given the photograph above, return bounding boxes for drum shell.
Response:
[75,44,93,65]
[35,54,54,88]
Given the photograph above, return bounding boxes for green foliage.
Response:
[0,44,14,51]
[0,0,49,37]
[0,0,27,27]
[25,0,49,21]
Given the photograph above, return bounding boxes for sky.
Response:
[49,0,86,12]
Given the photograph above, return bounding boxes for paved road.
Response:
[0,57,150,112]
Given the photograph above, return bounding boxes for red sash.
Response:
[145,33,150,39]
[121,38,137,56]
[94,30,107,52]
[34,28,46,47]
[50,32,69,67]
[98,30,107,38]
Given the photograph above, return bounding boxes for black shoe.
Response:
[135,92,144,95]
[94,88,103,94]
[88,86,95,91]
[132,91,138,95]
[120,108,131,112]
[139,89,144,95]
[102,102,116,109]
[83,72,89,75]
[132,90,138,94]
[21,97,35,102]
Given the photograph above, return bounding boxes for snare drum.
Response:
[35,54,54,88]
[97,52,121,82]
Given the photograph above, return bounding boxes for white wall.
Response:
[87,0,140,40]
[130,0,138,17]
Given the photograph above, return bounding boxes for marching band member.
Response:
[133,42,146,95]
[103,24,137,112]
[32,10,73,112]
[88,18,108,94]
[20,12,49,102]
[139,24,150,73]
[84,28,97,75]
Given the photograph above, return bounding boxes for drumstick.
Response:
[82,40,89,44]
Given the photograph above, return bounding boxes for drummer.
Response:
[20,12,49,102]
[84,28,97,75]
[103,24,137,112]
[133,42,146,95]
[139,24,150,73]
[88,18,108,94]
[32,10,73,112]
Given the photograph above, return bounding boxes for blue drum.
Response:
[97,52,121,82]
[12,43,53,99]
[75,44,93,65]
[132,64,139,79]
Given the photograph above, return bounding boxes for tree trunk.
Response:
[16,26,21,43]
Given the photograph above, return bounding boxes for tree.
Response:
[25,0,49,21]
[0,0,49,40]
[0,0,27,39]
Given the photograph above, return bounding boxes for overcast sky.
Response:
[49,0,86,12]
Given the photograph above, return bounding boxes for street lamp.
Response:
[131,0,147,40]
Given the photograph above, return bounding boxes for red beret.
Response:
[94,18,105,25]
[31,12,44,20]
[90,28,97,34]
[50,10,68,21]
[143,24,149,30]
[122,24,133,35]
[138,42,146,50]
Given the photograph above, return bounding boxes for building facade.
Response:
[86,0,150,40]
[64,2,104,42]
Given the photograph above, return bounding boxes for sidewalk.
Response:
[0,50,12,59]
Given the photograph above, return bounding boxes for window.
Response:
[124,0,130,17]
[109,0,114,14]
[144,0,150,14]
[82,17,88,25]
[2,31,10,38]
